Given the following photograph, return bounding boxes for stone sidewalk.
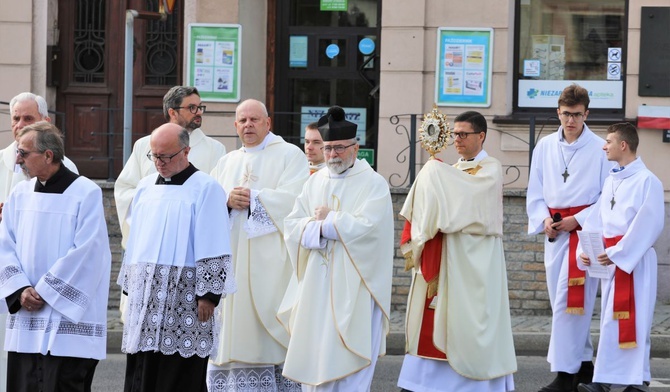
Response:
[107,303,670,357]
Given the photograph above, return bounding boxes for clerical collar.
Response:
[34,164,79,194]
[156,163,198,185]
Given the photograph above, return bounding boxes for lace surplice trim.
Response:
[244,194,277,239]
[7,315,105,337]
[0,265,21,285]
[207,365,302,392]
[119,262,227,358]
[44,272,90,309]
[196,255,237,297]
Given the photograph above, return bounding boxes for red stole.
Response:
[604,235,637,348]
[548,205,589,314]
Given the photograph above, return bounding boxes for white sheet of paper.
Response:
[577,231,609,279]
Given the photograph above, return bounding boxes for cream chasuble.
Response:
[400,156,517,380]
[210,134,308,366]
[281,159,393,386]
[114,128,226,248]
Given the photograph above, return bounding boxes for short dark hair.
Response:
[454,111,487,134]
[17,121,64,163]
[558,84,590,110]
[163,86,200,121]
[607,122,639,153]
[306,122,319,130]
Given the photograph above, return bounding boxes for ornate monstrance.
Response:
[419,105,452,158]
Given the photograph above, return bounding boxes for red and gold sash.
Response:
[548,205,590,314]
[604,235,636,348]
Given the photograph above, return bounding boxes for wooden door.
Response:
[56,0,183,179]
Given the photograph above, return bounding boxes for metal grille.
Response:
[73,0,106,84]
[145,0,179,86]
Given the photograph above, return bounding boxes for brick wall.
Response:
[99,181,667,317]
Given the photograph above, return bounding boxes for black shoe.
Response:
[539,372,575,392]
[621,386,647,392]
[574,361,594,386]
[576,383,610,392]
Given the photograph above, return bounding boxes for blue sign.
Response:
[358,38,375,55]
[326,44,340,59]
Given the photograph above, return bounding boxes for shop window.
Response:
[514,0,627,111]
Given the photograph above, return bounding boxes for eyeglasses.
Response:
[16,148,41,158]
[323,143,357,154]
[173,105,206,114]
[146,147,186,164]
[453,131,481,139]
[559,112,584,121]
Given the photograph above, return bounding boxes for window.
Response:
[514,0,627,111]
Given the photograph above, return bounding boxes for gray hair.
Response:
[10,92,49,119]
[17,121,64,163]
[163,86,200,120]
[178,127,190,148]
[236,99,269,118]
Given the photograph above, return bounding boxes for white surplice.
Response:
[579,157,664,386]
[526,124,611,373]
[208,133,308,391]
[281,159,394,389]
[114,128,226,247]
[0,175,110,360]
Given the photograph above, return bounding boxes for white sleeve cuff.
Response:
[302,221,327,249]
[320,211,338,240]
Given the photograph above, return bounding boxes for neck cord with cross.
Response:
[558,143,582,183]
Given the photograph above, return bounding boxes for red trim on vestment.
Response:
[604,235,637,348]
[549,205,590,314]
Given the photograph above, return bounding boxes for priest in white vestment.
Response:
[280,106,393,391]
[526,84,611,392]
[397,111,516,392]
[304,122,326,175]
[208,99,308,392]
[0,122,110,392]
[119,123,236,392]
[576,123,664,392]
[0,93,79,392]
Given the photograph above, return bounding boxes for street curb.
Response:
[106,331,670,359]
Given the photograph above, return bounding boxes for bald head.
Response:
[149,123,190,178]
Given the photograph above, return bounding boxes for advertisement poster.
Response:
[518,80,623,109]
[435,28,493,107]
[187,23,241,102]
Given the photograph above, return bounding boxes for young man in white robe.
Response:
[576,123,664,392]
[397,111,517,392]
[281,106,394,391]
[118,123,236,392]
[304,122,326,175]
[0,121,110,392]
[526,84,611,392]
[114,85,226,324]
[207,99,309,391]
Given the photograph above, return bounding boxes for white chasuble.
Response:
[281,159,394,386]
[400,155,517,381]
[209,134,309,366]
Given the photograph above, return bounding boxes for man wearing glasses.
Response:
[527,84,611,392]
[119,123,235,391]
[0,121,110,392]
[114,86,226,322]
[0,92,79,392]
[280,106,393,390]
[398,111,517,391]
[208,99,308,391]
